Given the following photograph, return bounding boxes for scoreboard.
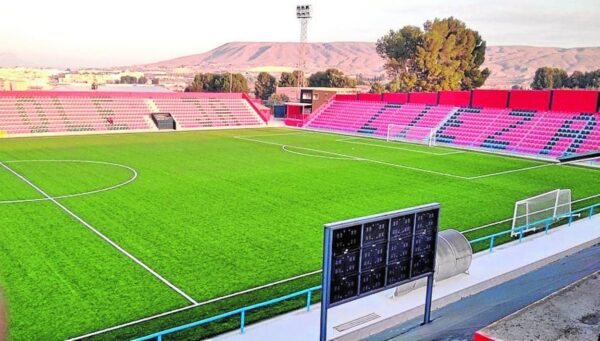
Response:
[320,203,440,340]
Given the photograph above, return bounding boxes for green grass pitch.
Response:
[0,127,598,340]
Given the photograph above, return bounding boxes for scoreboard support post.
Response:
[320,227,332,341]
[423,274,434,325]
[319,203,440,341]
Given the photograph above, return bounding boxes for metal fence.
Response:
[134,201,599,340]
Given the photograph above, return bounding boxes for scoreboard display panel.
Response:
[322,203,440,307]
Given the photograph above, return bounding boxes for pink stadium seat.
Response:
[0,91,264,135]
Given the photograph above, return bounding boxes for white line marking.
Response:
[235,136,469,179]
[66,269,322,340]
[465,158,599,180]
[0,160,137,204]
[237,131,309,138]
[0,161,198,305]
[338,138,465,156]
[282,145,359,160]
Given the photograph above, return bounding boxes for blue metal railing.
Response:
[134,203,599,341]
[468,203,599,252]
[134,285,322,341]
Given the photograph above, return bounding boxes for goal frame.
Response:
[511,189,572,237]
[386,124,437,147]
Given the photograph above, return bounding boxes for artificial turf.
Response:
[0,127,598,340]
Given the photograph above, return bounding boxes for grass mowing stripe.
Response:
[0,161,198,305]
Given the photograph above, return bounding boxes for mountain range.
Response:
[139,42,600,89]
[2,42,599,89]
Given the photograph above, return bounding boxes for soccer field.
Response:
[0,127,599,340]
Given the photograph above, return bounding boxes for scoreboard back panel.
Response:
[323,204,440,307]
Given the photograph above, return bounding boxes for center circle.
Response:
[0,160,138,204]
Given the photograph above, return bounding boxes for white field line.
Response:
[0,160,137,204]
[337,137,465,156]
[282,145,359,160]
[236,133,600,181]
[66,269,322,341]
[237,131,309,138]
[466,158,600,180]
[0,161,198,305]
[235,135,469,180]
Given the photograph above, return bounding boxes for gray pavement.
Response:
[366,243,600,341]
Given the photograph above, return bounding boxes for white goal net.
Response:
[386,124,437,146]
[511,189,572,236]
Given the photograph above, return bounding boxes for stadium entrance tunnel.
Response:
[0,160,137,204]
[394,229,473,295]
[281,144,359,160]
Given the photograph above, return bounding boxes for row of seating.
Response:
[0,93,265,135]
[305,99,600,159]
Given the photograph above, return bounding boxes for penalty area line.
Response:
[0,161,198,305]
[234,135,469,180]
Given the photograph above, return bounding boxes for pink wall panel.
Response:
[335,94,358,101]
[408,92,438,105]
[471,90,509,108]
[382,92,408,104]
[438,91,470,106]
[551,90,599,113]
[508,90,551,111]
[357,93,382,101]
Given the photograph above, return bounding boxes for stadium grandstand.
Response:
[304,89,600,160]
[0,91,267,136]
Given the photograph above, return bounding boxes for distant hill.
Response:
[139,42,600,89]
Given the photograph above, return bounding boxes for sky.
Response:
[1,0,599,67]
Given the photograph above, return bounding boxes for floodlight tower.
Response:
[296,4,312,89]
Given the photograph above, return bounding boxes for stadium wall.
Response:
[357,93,382,101]
[438,91,471,107]
[550,89,599,113]
[508,90,551,111]
[471,90,510,108]
[382,92,409,104]
[335,94,358,101]
[408,91,438,105]
[0,90,244,99]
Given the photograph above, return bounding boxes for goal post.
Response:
[511,189,572,236]
[386,124,437,147]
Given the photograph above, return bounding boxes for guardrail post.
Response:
[489,235,495,252]
[306,290,312,311]
[590,207,594,219]
[545,221,550,235]
[519,226,524,243]
[157,335,162,341]
[240,310,246,334]
[568,214,573,226]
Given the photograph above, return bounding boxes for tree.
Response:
[138,76,148,84]
[278,70,306,87]
[376,17,490,91]
[308,68,356,88]
[531,67,569,89]
[369,82,386,94]
[265,93,290,107]
[185,73,249,92]
[254,72,276,100]
[151,78,160,85]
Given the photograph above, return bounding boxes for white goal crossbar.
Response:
[511,189,572,236]
[386,124,437,147]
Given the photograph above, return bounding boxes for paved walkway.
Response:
[367,244,600,341]
[215,215,600,341]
